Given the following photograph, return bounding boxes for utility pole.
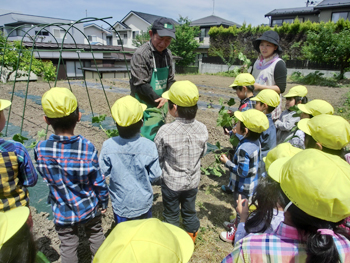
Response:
[86,9,87,17]
[212,0,215,15]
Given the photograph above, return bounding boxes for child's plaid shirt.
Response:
[0,139,38,211]
[34,134,108,226]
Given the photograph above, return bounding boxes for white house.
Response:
[111,11,178,48]
[0,12,85,44]
[84,23,113,45]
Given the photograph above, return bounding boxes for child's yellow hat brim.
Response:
[111,96,147,127]
[0,99,11,111]
[234,109,269,133]
[264,143,302,172]
[251,89,280,107]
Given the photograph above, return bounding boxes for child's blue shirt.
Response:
[225,137,261,197]
[99,133,161,218]
[259,113,277,158]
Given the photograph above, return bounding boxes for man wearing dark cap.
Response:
[130,17,176,141]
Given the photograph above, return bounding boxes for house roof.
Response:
[316,0,350,9]
[0,12,74,27]
[22,41,136,53]
[113,11,178,28]
[265,7,319,17]
[84,23,112,34]
[190,15,240,27]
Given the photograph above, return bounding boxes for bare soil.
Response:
[1,74,349,263]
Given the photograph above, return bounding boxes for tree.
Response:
[0,32,56,83]
[302,23,350,79]
[132,27,151,47]
[169,16,200,67]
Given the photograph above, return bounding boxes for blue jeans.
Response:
[113,207,152,224]
[161,182,199,233]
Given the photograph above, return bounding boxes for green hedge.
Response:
[208,18,350,61]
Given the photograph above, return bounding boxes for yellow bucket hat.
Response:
[284,85,308,98]
[268,149,350,222]
[298,114,350,150]
[229,73,255,87]
[297,99,334,116]
[42,87,78,118]
[0,206,29,249]
[263,143,302,171]
[162,80,199,107]
[0,99,11,111]
[93,218,194,263]
[234,109,269,133]
[251,89,280,107]
[111,95,147,127]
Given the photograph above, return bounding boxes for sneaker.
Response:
[220,227,236,243]
[221,185,233,193]
[223,221,236,230]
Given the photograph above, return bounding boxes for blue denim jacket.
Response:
[99,134,161,218]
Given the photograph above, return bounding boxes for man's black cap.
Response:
[152,17,176,39]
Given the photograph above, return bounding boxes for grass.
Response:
[336,92,350,121]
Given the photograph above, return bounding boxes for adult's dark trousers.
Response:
[161,182,200,233]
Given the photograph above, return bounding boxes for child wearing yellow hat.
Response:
[34,87,109,263]
[222,149,350,262]
[0,206,36,263]
[93,218,194,263]
[275,85,308,144]
[287,99,334,149]
[99,96,161,224]
[219,109,268,243]
[229,73,256,112]
[251,89,280,157]
[0,99,38,218]
[154,80,208,243]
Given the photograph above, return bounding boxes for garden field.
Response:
[1,74,349,262]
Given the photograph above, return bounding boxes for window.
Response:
[106,36,112,45]
[53,29,66,39]
[123,33,127,39]
[271,18,303,26]
[332,12,349,22]
[132,31,139,39]
[88,35,97,42]
[199,28,210,41]
[66,61,83,77]
[35,30,49,36]
[117,39,123,45]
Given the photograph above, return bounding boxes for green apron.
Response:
[135,46,169,140]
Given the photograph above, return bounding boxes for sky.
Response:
[1,0,311,26]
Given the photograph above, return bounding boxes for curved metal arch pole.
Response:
[64,18,116,114]
[2,26,36,136]
[60,21,102,116]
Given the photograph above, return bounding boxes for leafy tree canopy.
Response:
[0,32,56,83]
[169,16,200,67]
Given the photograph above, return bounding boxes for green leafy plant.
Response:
[143,104,168,126]
[200,141,229,177]
[12,129,46,149]
[92,114,119,138]
[289,71,339,87]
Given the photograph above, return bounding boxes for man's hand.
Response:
[155,97,168,108]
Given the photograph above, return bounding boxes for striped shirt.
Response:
[154,118,208,191]
[238,97,256,112]
[222,222,350,263]
[34,134,108,226]
[0,139,38,211]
